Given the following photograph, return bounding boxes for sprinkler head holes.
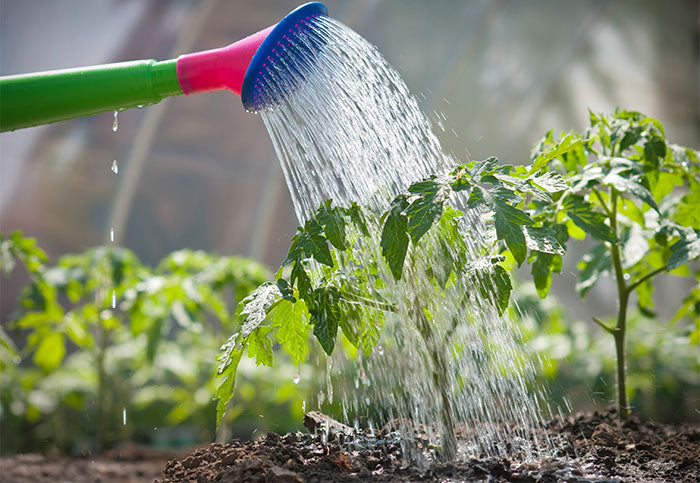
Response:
[240,2,329,112]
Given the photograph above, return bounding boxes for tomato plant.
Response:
[215,110,698,458]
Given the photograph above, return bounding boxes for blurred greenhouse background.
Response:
[1,0,698,454]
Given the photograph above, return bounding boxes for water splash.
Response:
[112,110,119,132]
[293,363,301,384]
[111,160,118,174]
[256,16,552,461]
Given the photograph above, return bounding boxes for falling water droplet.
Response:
[302,400,306,413]
[293,364,301,384]
[122,408,127,425]
[110,228,114,243]
[112,110,119,132]
[111,160,118,174]
[111,290,116,309]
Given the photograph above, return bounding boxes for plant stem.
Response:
[628,265,667,293]
[412,297,457,460]
[608,189,630,419]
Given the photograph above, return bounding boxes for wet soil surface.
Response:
[0,445,188,483]
[1,409,697,482]
[160,409,699,482]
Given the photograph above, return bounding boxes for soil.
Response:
[0,444,188,483]
[160,409,699,482]
[1,409,697,482]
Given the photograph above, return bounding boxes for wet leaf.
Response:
[406,180,445,244]
[668,230,700,271]
[524,226,565,255]
[381,196,410,280]
[563,195,617,243]
[215,349,243,427]
[317,200,347,250]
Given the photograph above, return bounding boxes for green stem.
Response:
[608,189,630,419]
[592,316,615,334]
[591,188,613,219]
[411,297,457,460]
[627,265,667,293]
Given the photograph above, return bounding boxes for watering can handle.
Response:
[0,3,330,132]
[0,59,183,132]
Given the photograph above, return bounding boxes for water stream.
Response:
[255,16,553,461]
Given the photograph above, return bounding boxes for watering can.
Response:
[0,2,327,132]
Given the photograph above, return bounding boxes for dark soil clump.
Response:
[159,409,699,482]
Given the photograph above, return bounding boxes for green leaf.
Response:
[618,125,643,153]
[450,166,471,192]
[528,171,568,193]
[270,299,310,364]
[635,279,655,314]
[667,230,700,271]
[602,171,658,212]
[33,331,65,372]
[247,327,273,366]
[471,157,499,178]
[311,289,340,355]
[576,243,611,297]
[467,186,484,208]
[619,197,645,226]
[643,135,666,169]
[495,211,527,265]
[406,180,445,244]
[317,200,347,250]
[276,278,295,302]
[291,262,313,301]
[531,133,584,172]
[491,265,513,315]
[237,282,280,337]
[531,252,561,298]
[675,187,700,230]
[488,188,533,265]
[215,349,243,427]
[348,202,370,236]
[524,226,565,255]
[381,196,410,280]
[563,195,617,243]
[472,263,512,315]
[299,220,333,267]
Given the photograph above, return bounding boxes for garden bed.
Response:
[1,409,697,482]
[158,409,698,482]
